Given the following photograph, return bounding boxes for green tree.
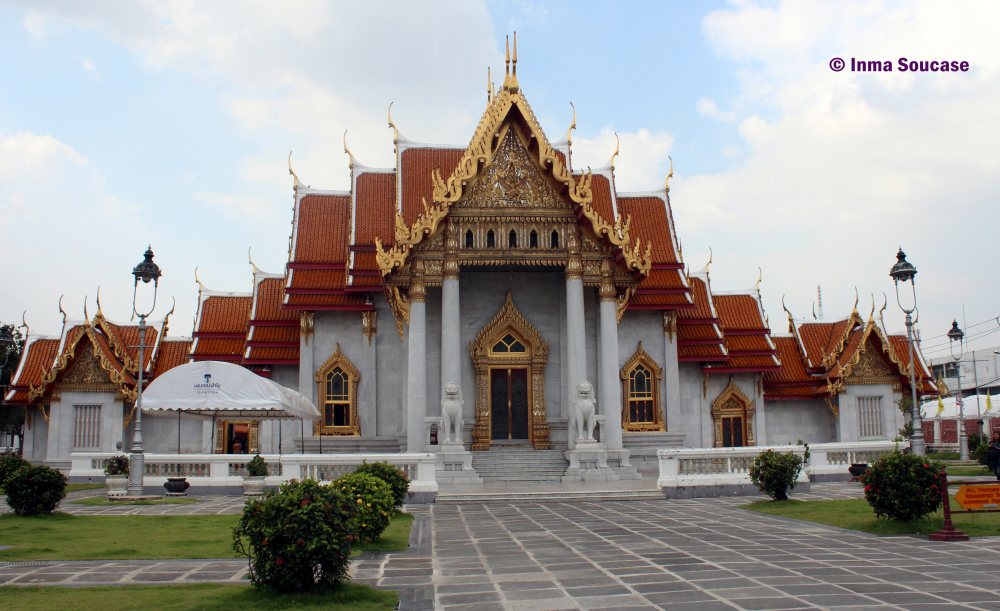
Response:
[0,323,26,454]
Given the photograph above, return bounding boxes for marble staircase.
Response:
[470,446,569,483]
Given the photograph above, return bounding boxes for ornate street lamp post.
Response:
[0,325,13,369]
[127,246,161,496]
[947,320,968,461]
[889,248,924,456]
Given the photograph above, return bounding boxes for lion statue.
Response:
[440,381,464,443]
[571,380,597,442]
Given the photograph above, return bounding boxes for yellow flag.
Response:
[987,393,994,414]
[937,396,945,416]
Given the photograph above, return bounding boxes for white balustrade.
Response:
[657,440,900,490]
[70,453,438,493]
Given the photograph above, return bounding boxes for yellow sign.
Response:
[955,485,1000,509]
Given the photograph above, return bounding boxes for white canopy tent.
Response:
[920,394,997,420]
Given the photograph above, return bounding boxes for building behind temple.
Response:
[4,49,938,475]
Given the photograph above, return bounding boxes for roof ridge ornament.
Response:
[509,32,519,94]
[83,296,89,326]
[609,132,619,170]
[58,295,66,325]
[248,247,258,276]
[564,102,576,146]
[194,267,203,294]
[503,36,511,90]
[288,151,299,190]
[21,310,29,338]
[665,156,673,193]
[343,130,354,170]
[782,295,795,333]
[756,266,762,294]
[95,286,103,318]
[388,102,400,146]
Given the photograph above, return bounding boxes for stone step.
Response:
[436,490,664,505]
[469,448,571,483]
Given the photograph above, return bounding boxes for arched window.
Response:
[529,230,538,248]
[620,342,664,431]
[487,229,496,248]
[314,344,361,436]
[465,230,474,248]
[550,230,559,248]
[508,229,517,248]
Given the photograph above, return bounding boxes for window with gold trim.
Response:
[620,342,665,432]
[314,344,360,436]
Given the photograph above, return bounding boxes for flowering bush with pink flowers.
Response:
[861,451,943,522]
[232,479,356,592]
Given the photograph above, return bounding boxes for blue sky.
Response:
[1,1,998,364]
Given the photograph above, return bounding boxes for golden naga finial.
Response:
[486,68,491,103]
[564,102,577,146]
[343,130,354,169]
[288,151,299,190]
[665,156,674,193]
[58,295,66,324]
[704,247,713,272]
[388,102,399,145]
[879,293,887,322]
[782,295,795,332]
[869,293,876,321]
[756,266,762,293]
[508,32,520,94]
[164,297,176,327]
[194,267,203,292]
[95,286,103,317]
[812,302,817,320]
[21,310,29,337]
[678,238,683,263]
[852,287,859,315]
[609,132,620,170]
[248,247,258,276]
[83,296,89,324]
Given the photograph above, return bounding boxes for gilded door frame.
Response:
[710,376,756,447]
[214,419,260,454]
[470,293,550,450]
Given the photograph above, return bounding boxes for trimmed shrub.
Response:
[749,449,803,501]
[103,454,129,476]
[861,451,943,521]
[232,479,355,592]
[334,472,394,542]
[353,461,410,507]
[4,464,68,515]
[246,454,269,477]
[0,453,30,493]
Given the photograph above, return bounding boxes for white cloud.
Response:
[193,191,283,223]
[696,97,736,121]
[80,57,99,80]
[571,127,675,192]
[680,0,1000,352]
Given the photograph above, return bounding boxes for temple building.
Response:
[3,46,938,475]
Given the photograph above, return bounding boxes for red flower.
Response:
[864,485,872,492]
[262,539,268,546]
[276,558,283,565]
[923,463,929,468]
[297,538,304,545]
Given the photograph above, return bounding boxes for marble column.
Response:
[598,277,623,450]
[565,236,586,449]
[298,312,315,407]
[662,311,681,432]
[441,241,462,405]
[406,262,428,453]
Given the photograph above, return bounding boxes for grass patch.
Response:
[0,510,413,561]
[927,451,960,460]
[66,483,108,492]
[0,583,397,611]
[69,497,200,506]
[742,496,1000,536]
[946,465,994,477]
[353,510,413,553]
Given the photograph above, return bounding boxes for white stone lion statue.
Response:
[572,380,597,442]
[440,381,464,443]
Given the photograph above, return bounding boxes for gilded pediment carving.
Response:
[60,343,113,386]
[454,128,572,212]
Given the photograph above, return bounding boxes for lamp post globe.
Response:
[126,246,161,497]
[947,320,967,460]
[890,248,924,456]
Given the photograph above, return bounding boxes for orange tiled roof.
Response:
[243,347,299,363]
[589,173,615,222]
[714,294,768,333]
[677,278,715,320]
[354,172,396,246]
[705,355,781,370]
[153,339,192,379]
[399,147,463,225]
[678,344,727,360]
[725,335,774,353]
[628,293,691,308]
[291,194,352,265]
[286,270,347,291]
[678,325,724,342]
[253,278,297,321]
[616,196,679,265]
[191,338,245,361]
[9,338,59,389]
[196,296,252,335]
[283,294,372,309]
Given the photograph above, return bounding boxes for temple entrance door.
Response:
[490,368,530,440]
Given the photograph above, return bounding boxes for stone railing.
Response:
[69,453,438,493]
[657,440,900,490]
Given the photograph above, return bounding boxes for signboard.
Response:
[955,485,1000,510]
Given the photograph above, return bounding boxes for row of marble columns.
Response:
[404,251,625,452]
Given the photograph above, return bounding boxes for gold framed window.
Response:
[620,342,665,432]
[314,344,360,436]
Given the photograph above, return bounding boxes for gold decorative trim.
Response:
[663,311,677,343]
[213,419,261,454]
[615,286,635,324]
[362,311,377,345]
[314,344,361,437]
[469,292,550,450]
[710,376,756,447]
[385,286,410,340]
[300,312,314,346]
[825,397,840,420]
[620,342,665,432]
[123,402,135,429]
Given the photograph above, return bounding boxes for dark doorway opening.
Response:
[490,368,529,440]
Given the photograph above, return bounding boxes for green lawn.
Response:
[927,451,960,460]
[742,496,1000,536]
[946,465,995,477]
[66,483,108,492]
[0,583,396,611]
[0,510,412,561]
[70,497,200,506]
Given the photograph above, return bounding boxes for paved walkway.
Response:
[4,483,1000,611]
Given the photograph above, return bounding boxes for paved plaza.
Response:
[3,483,1000,610]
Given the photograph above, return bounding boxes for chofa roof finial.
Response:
[503,36,511,90]
[388,102,400,145]
[508,32,519,94]
[248,247,258,276]
[95,286,103,317]
[288,151,299,190]
[343,130,355,170]
[609,132,619,170]
[564,102,577,146]
[58,295,66,325]
[665,156,674,193]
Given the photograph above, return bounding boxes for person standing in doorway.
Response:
[987,431,1000,481]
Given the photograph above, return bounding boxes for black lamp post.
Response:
[127,246,161,496]
[947,320,968,460]
[889,248,924,456]
[0,325,13,369]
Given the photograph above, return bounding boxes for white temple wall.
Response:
[374,293,405,438]
[143,411,207,454]
[24,406,47,462]
[677,362,707,447]
[424,287,443,419]
[617,310,668,424]
[270,365,299,392]
[313,310,381,438]
[44,391,119,468]
[764,399,838,445]
[839,383,897,442]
